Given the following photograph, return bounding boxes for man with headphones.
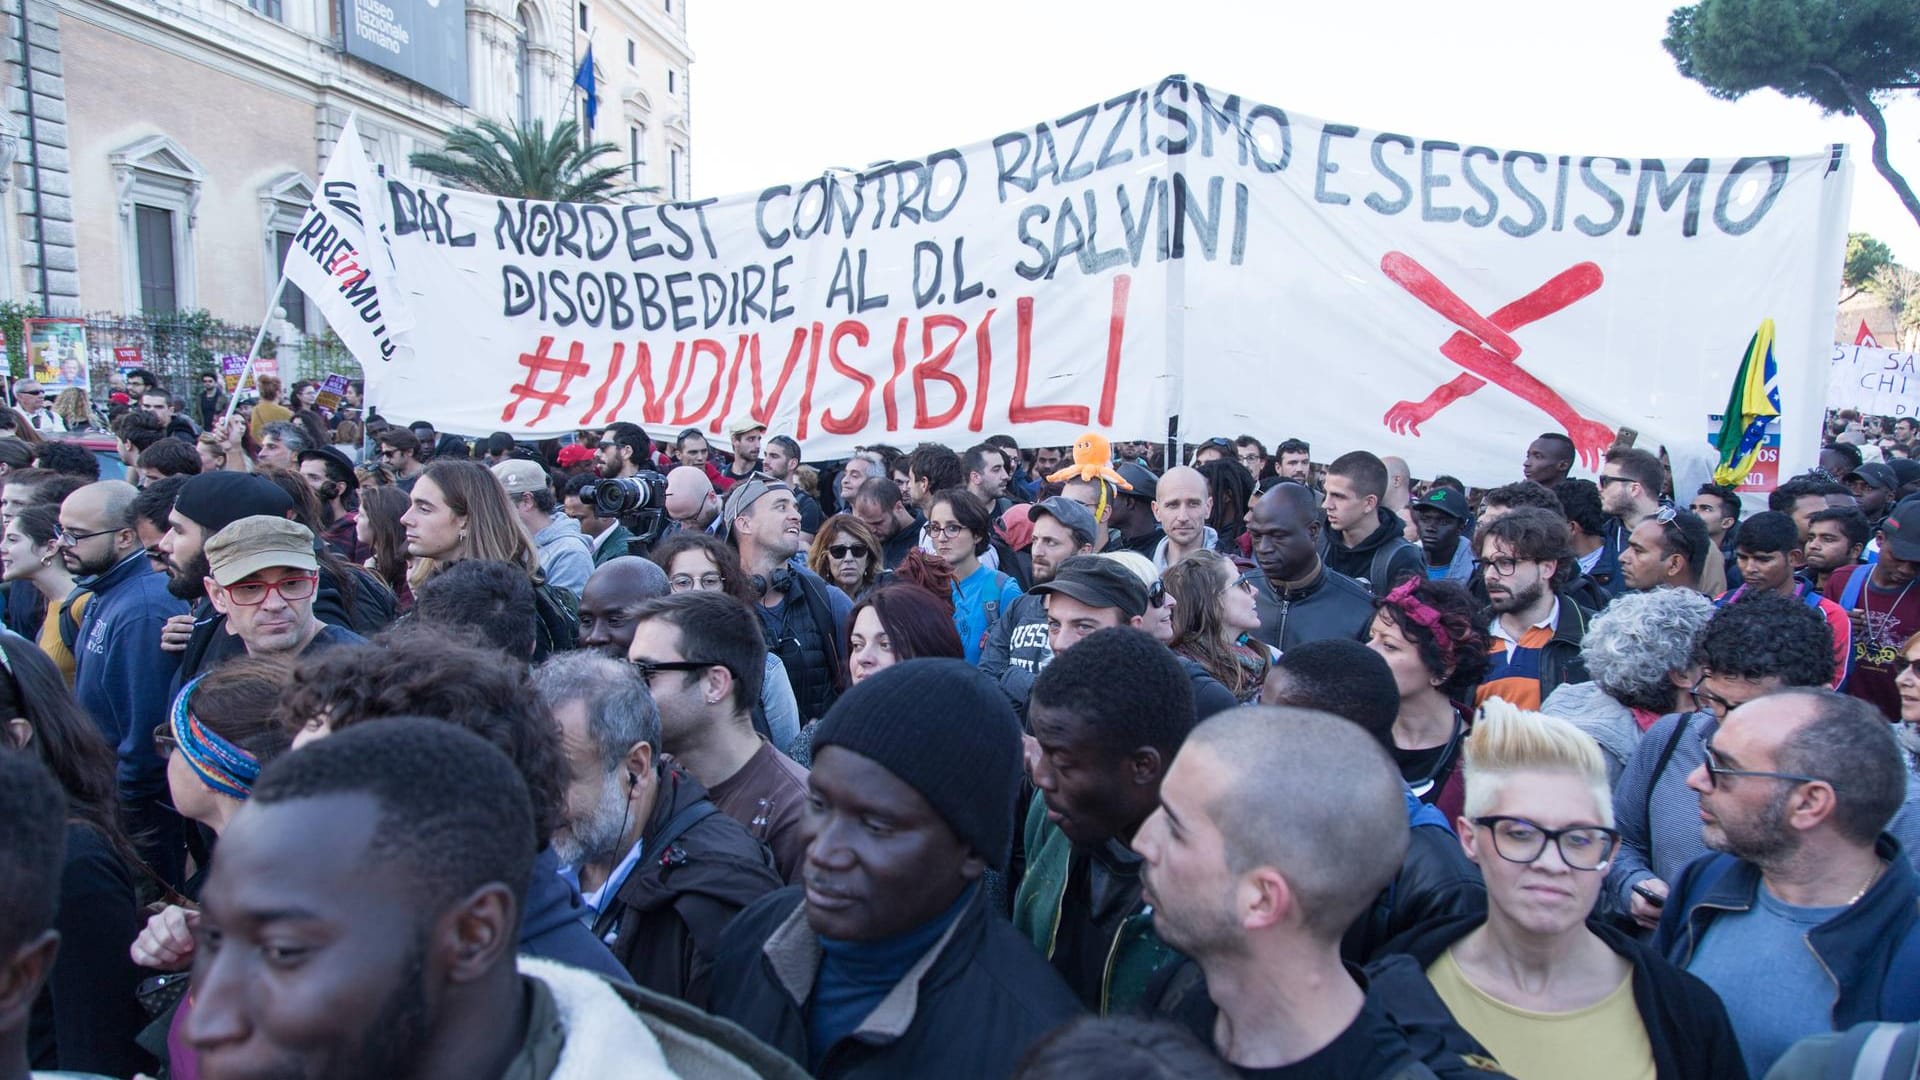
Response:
[535,651,783,1007]
[724,473,853,724]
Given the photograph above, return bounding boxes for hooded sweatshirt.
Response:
[1325,507,1424,598]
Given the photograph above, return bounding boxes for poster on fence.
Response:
[285,82,1851,482]
[26,319,89,395]
[1827,343,1920,417]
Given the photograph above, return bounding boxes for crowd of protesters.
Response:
[6,369,1920,1079]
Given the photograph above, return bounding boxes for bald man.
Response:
[576,556,671,658]
[664,465,718,534]
[1151,465,1215,571]
[61,481,189,882]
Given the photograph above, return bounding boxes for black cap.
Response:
[297,445,359,490]
[1890,459,1920,489]
[1411,486,1470,522]
[1845,462,1898,492]
[172,472,294,534]
[1030,555,1149,618]
[1882,501,1920,561]
[1115,462,1158,500]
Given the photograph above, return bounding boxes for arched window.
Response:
[515,5,534,127]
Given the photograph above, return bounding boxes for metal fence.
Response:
[23,311,365,401]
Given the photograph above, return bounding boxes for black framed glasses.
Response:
[1471,816,1620,871]
[629,658,734,685]
[827,544,870,560]
[925,521,970,539]
[1472,555,1524,577]
[1598,474,1636,488]
[1699,732,1825,790]
[1688,676,1740,717]
[53,523,118,547]
[1896,656,1920,678]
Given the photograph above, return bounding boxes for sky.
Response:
[686,0,1920,266]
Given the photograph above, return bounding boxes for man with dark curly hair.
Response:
[1607,591,1920,932]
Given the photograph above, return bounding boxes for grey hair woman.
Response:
[1539,587,1714,783]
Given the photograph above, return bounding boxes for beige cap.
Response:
[728,415,767,437]
[492,458,550,496]
[204,515,318,587]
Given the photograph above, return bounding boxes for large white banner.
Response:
[287,78,1852,481]
[1828,344,1920,417]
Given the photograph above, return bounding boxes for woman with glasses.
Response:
[645,530,803,754]
[1543,588,1716,784]
[1,504,87,683]
[1368,577,1488,822]
[806,512,882,600]
[1,632,153,1075]
[924,488,1021,663]
[1164,549,1273,702]
[129,657,295,1076]
[1378,698,1746,1080]
[399,458,574,656]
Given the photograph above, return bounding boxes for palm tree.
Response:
[408,118,650,204]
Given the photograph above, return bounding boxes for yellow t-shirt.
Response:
[1427,948,1655,1080]
[35,589,92,686]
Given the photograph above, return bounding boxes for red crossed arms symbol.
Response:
[1380,252,1615,470]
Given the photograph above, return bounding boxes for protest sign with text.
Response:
[1827,343,1920,417]
[289,78,1851,480]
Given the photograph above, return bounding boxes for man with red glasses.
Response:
[202,515,364,658]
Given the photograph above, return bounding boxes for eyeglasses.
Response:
[1226,571,1259,595]
[629,658,732,685]
[1698,729,1825,790]
[925,521,971,539]
[827,544,870,560]
[222,573,319,606]
[1688,676,1740,716]
[53,523,119,546]
[1598,474,1636,488]
[1652,505,1679,525]
[669,573,724,592]
[1473,555,1525,577]
[153,728,178,760]
[1471,816,1620,871]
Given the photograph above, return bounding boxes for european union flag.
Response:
[573,46,597,133]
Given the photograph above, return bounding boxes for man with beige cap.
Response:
[724,414,766,485]
[204,515,366,657]
[492,457,594,597]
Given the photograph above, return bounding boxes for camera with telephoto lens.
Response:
[583,471,668,517]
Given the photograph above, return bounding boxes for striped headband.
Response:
[170,674,260,801]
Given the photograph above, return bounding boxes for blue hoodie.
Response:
[519,845,632,983]
[72,550,186,800]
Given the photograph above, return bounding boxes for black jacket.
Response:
[1536,593,1592,700]
[1342,808,1486,965]
[1324,508,1425,598]
[31,823,152,1076]
[1142,956,1510,1080]
[1252,562,1375,652]
[1380,914,1749,1080]
[879,511,925,570]
[597,766,784,1007]
[708,884,1082,1078]
[1174,656,1242,720]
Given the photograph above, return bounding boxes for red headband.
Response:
[1382,579,1456,669]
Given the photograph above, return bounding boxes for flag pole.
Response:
[219,273,289,427]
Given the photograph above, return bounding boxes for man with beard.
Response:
[1014,628,1198,1014]
[1134,708,1494,1076]
[598,421,655,479]
[1321,451,1422,599]
[1801,506,1868,594]
[1475,507,1589,711]
[1275,438,1313,486]
[535,652,781,1005]
[851,477,924,570]
[707,660,1081,1077]
[981,496,1096,715]
[184,718,682,1080]
[1409,486,1473,584]
[61,481,188,882]
[725,475,851,724]
[1246,482,1375,653]
[1656,690,1919,1077]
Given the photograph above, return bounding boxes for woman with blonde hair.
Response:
[51,386,99,432]
[1163,549,1273,702]
[399,458,575,654]
[1382,699,1745,1080]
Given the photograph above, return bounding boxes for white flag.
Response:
[281,113,413,379]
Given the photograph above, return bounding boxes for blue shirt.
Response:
[808,882,977,1070]
[951,563,1022,664]
[1686,883,1848,1077]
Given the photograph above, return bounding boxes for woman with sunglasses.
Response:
[1164,549,1274,702]
[1,631,153,1075]
[1893,631,1920,769]
[1368,577,1488,823]
[1379,699,1746,1080]
[130,658,295,1077]
[1,504,87,683]
[925,488,1022,663]
[806,512,882,600]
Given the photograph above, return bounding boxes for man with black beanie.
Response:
[707,658,1082,1077]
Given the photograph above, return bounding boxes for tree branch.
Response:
[1814,63,1920,230]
